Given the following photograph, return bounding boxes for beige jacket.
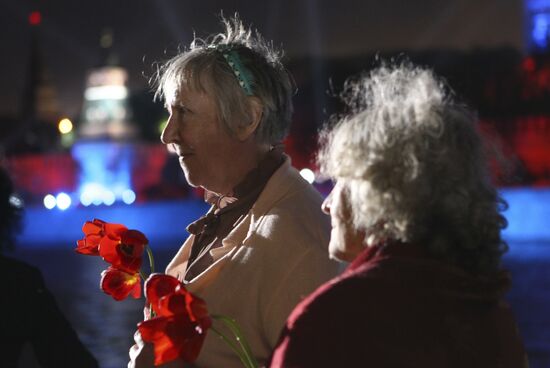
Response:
[166,160,341,367]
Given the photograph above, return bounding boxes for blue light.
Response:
[56,192,72,210]
[526,0,550,12]
[122,189,136,205]
[72,141,135,208]
[43,194,56,210]
[103,191,116,206]
[501,188,550,241]
[532,13,550,48]
[9,195,23,209]
[80,182,102,206]
[80,192,93,207]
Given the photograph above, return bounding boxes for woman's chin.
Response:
[328,247,356,263]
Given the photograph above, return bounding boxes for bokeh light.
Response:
[28,11,41,26]
[56,192,72,210]
[122,189,136,204]
[58,118,73,134]
[299,168,315,184]
[43,194,56,210]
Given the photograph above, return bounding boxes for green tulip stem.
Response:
[145,244,155,274]
[210,326,252,368]
[212,315,258,368]
[139,270,147,281]
[142,245,156,319]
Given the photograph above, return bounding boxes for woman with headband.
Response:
[128,16,340,368]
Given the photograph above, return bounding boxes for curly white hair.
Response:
[318,64,508,274]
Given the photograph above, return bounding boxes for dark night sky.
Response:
[0,0,523,118]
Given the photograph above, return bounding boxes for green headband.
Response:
[210,44,255,96]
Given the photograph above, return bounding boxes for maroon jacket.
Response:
[270,241,527,368]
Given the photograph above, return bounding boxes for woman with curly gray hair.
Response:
[129,15,340,368]
[270,64,527,367]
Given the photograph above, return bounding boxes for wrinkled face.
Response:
[160,81,241,193]
[322,180,365,262]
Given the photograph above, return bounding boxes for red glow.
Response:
[513,116,550,180]
[522,57,536,73]
[29,11,41,26]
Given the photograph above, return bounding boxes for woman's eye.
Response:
[177,105,190,114]
[170,105,188,115]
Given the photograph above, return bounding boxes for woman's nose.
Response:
[160,116,176,144]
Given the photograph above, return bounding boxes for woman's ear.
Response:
[236,97,263,141]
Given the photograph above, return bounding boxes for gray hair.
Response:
[153,15,294,144]
[318,64,508,274]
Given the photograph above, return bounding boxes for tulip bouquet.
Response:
[76,219,258,367]
[76,219,152,300]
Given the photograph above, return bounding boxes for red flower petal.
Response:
[183,289,210,324]
[138,316,170,342]
[139,275,212,364]
[157,288,209,325]
[76,219,127,256]
[100,267,141,301]
[75,236,100,255]
[82,219,105,236]
[103,221,128,238]
[122,229,149,248]
[131,282,141,299]
[99,236,121,265]
[139,317,181,364]
[76,220,106,255]
[138,313,210,364]
[99,231,145,274]
[144,274,182,315]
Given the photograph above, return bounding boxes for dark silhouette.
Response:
[0,167,98,368]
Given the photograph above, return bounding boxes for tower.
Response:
[12,10,62,153]
[78,29,136,139]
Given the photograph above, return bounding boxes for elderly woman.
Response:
[129,16,340,368]
[269,65,527,367]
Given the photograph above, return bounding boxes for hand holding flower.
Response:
[137,274,211,365]
[77,219,257,367]
[128,331,183,368]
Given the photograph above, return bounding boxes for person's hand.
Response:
[128,330,155,368]
[143,304,151,320]
[128,330,184,368]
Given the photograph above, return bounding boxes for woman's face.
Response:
[160,82,243,194]
[322,180,365,262]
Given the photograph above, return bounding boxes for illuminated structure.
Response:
[79,66,136,139]
[71,30,137,208]
[525,0,550,52]
[79,28,135,139]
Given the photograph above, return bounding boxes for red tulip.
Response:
[76,219,126,256]
[138,274,211,365]
[100,229,148,274]
[144,273,182,314]
[100,266,141,301]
